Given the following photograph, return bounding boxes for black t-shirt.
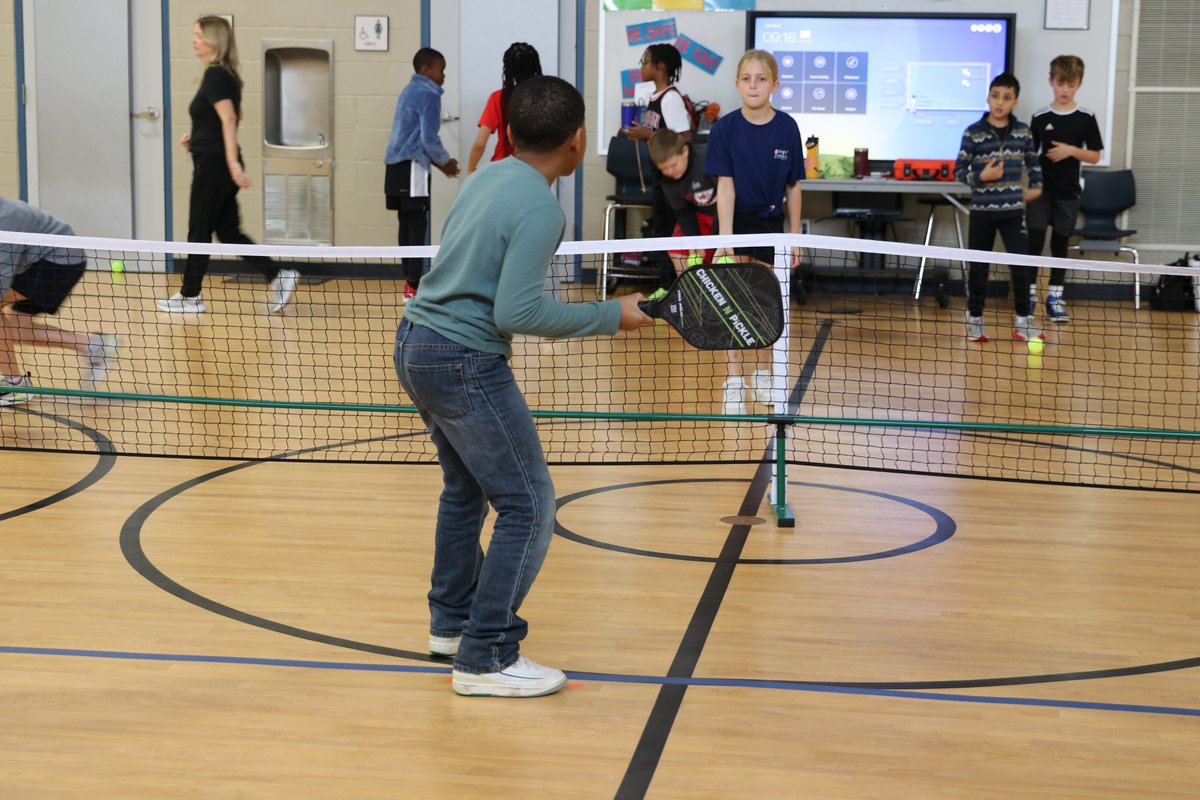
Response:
[188,65,241,153]
[661,142,717,236]
[1030,105,1104,197]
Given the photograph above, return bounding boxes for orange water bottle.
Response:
[805,136,820,179]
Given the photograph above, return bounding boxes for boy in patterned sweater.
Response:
[954,72,1044,343]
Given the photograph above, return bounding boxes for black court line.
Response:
[120,431,437,663]
[615,319,836,800]
[0,408,115,523]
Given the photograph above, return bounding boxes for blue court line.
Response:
[4,645,1199,718]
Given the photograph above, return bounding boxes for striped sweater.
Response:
[954,114,1043,214]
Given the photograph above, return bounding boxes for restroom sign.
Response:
[355,16,388,51]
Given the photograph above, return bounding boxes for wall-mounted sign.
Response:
[355,16,389,51]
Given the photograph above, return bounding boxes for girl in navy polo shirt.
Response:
[705,49,804,414]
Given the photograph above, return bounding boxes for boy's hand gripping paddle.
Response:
[638,262,783,350]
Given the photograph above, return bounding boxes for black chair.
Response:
[601,135,658,298]
[1068,169,1140,308]
[831,191,902,270]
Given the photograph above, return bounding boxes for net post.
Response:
[770,243,794,527]
[768,415,795,527]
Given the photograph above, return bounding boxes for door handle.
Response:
[131,106,161,121]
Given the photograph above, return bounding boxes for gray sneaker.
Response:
[1014,315,1043,342]
[452,655,567,698]
[965,314,988,342]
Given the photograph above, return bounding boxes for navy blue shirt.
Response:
[703,109,804,218]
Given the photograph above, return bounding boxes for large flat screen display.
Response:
[747,12,1015,163]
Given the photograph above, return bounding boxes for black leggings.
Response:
[966,213,1033,318]
[395,198,430,287]
[180,151,276,298]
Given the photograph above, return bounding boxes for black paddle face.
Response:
[642,263,784,350]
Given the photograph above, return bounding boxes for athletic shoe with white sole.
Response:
[157,293,206,314]
[1046,296,1069,322]
[429,634,460,658]
[82,334,119,389]
[1013,315,1044,342]
[268,269,300,314]
[451,655,567,698]
[0,373,35,406]
[965,314,988,342]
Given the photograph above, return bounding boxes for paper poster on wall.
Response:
[603,1,754,10]
[675,34,723,75]
[626,18,677,45]
[620,68,642,98]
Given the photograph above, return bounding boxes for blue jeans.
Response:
[393,319,557,673]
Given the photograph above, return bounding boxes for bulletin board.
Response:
[598,0,1117,165]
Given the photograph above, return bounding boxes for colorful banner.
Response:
[604,0,753,9]
[675,34,723,75]
[625,17,677,46]
[620,68,642,99]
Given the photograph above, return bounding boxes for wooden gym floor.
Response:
[1,271,1199,799]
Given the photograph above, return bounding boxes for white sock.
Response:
[1049,284,1064,299]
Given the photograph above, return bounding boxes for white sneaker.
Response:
[157,293,205,313]
[429,634,460,658]
[82,334,119,389]
[1013,315,1043,342]
[965,314,988,342]
[452,655,567,698]
[268,269,300,314]
[0,373,35,406]
[722,377,746,415]
[751,369,773,404]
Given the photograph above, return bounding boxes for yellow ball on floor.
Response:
[1027,338,1045,355]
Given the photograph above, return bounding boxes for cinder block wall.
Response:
[168,1,421,246]
[0,2,18,200]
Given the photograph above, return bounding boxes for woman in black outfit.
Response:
[158,15,299,315]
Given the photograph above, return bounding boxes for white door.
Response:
[21,0,165,241]
[430,0,564,241]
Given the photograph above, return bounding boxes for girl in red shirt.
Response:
[466,43,543,174]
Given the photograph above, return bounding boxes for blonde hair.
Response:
[196,15,243,88]
[1050,55,1085,84]
[736,49,779,85]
